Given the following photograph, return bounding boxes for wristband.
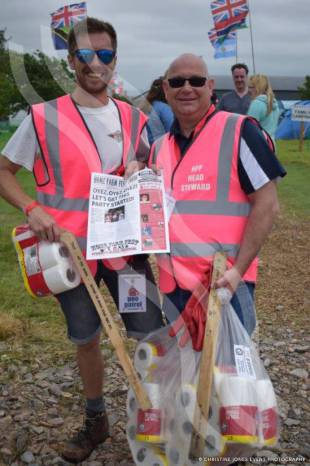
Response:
[23,200,40,216]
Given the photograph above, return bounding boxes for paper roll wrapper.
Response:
[136,383,164,443]
[38,241,70,270]
[134,342,165,372]
[257,379,278,446]
[42,263,80,294]
[219,375,258,444]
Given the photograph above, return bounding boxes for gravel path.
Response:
[0,215,309,466]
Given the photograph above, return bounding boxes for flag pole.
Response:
[236,32,238,63]
[247,0,256,73]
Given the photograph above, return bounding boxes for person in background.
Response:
[0,17,164,463]
[217,63,251,114]
[247,74,280,143]
[143,76,174,144]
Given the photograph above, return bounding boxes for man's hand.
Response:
[214,266,242,294]
[124,161,145,179]
[27,206,61,242]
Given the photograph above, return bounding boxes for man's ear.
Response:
[162,79,169,101]
[67,54,75,70]
[208,78,215,93]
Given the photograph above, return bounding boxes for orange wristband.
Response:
[23,200,40,216]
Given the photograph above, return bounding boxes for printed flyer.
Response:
[86,169,170,259]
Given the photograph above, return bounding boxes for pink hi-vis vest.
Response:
[31,95,147,275]
[151,110,261,293]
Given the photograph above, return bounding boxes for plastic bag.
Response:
[126,288,279,466]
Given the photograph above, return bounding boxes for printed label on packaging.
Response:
[136,408,162,443]
[220,404,258,443]
[118,273,146,313]
[24,245,41,276]
[234,344,256,379]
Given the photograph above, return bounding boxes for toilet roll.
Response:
[38,241,70,270]
[257,379,278,446]
[126,420,155,465]
[127,387,138,417]
[218,375,258,444]
[175,384,197,423]
[203,421,225,459]
[165,435,189,466]
[42,263,80,294]
[150,448,169,466]
[134,342,165,373]
[136,383,164,443]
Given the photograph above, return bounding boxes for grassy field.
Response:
[276,139,310,217]
[0,130,309,345]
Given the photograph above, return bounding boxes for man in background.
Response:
[217,63,251,114]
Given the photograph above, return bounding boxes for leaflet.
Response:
[86,169,170,259]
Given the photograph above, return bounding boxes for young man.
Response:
[150,53,286,348]
[217,63,251,114]
[0,17,164,463]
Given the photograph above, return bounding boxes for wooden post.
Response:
[299,121,305,152]
[60,231,152,410]
[190,252,227,458]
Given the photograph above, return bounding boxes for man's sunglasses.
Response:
[74,48,116,65]
[168,76,207,88]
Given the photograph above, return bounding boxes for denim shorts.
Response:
[55,256,165,345]
[162,281,256,336]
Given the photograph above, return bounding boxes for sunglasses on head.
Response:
[74,48,116,65]
[168,76,207,88]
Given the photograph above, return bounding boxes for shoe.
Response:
[61,411,110,463]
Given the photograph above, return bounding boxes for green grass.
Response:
[276,140,310,217]
[0,131,309,344]
[1,129,66,342]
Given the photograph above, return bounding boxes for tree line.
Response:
[1,28,310,121]
[0,29,74,120]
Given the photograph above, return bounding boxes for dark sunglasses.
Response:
[74,48,116,65]
[168,76,207,88]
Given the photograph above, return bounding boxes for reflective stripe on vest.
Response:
[153,111,258,292]
[32,95,147,273]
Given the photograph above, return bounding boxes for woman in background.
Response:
[248,74,280,143]
[143,76,174,145]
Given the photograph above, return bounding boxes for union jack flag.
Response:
[208,27,236,48]
[51,2,87,29]
[211,0,248,38]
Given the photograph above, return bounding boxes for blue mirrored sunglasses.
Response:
[74,48,116,65]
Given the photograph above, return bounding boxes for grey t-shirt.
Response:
[2,98,149,172]
[217,91,251,115]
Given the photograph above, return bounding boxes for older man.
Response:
[217,63,251,114]
[150,54,285,348]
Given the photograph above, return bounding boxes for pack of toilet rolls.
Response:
[12,224,80,297]
[127,288,279,466]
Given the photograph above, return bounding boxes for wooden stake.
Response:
[60,231,152,410]
[190,252,227,458]
[299,121,305,152]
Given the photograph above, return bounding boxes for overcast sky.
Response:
[2,0,310,94]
